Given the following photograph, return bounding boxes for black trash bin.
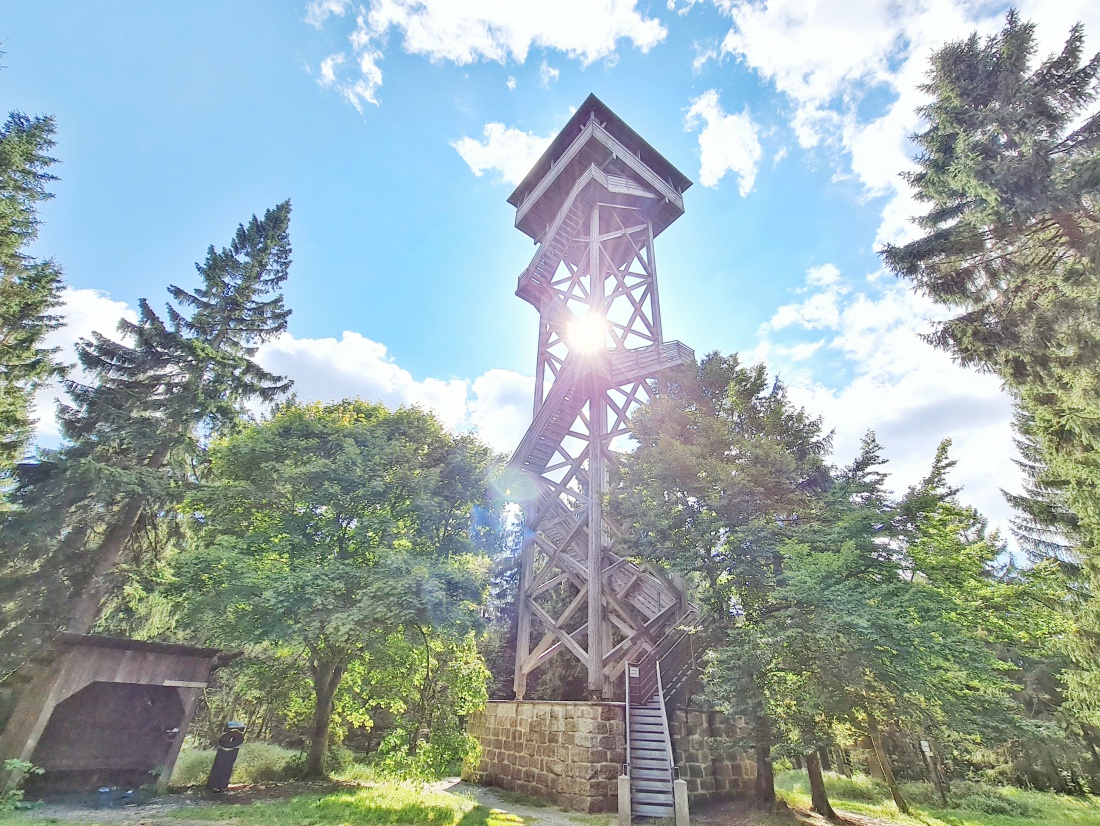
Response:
[205,721,245,793]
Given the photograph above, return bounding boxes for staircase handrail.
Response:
[624,660,632,776]
[654,659,677,785]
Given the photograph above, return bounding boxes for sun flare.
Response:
[566,313,608,354]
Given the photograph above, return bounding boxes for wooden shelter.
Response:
[504,94,696,700]
[0,634,221,793]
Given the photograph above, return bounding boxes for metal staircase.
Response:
[625,616,699,820]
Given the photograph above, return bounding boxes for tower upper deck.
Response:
[507,94,692,243]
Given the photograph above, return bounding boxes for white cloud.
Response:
[506,76,517,91]
[467,369,535,453]
[319,52,344,84]
[305,0,351,28]
[451,123,553,185]
[254,332,533,453]
[691,40,719,73]
[752,264,1019,540]
[363,0,666,65]
[311,0,666,109]
[684,90,762,194]
[256,331,468,428]
[32,288,138,444]
[806,263,840,287]
[704,0,1091,246]
[538,61,560,87]
[764,281,848,332]
[32,297,535,458]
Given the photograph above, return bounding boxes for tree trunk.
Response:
[753,719,776,807]
[793,753,803,770]
[65,442,173,634]
[919,737,949,806]
[835,747,852,778]
[818,746,832,772]
[304,657,345,779]
[867,712,909,814]
[805,749,837,820]
[65,495,147,633]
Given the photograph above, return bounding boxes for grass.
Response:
[3,768,1095,826]
[166,783,528,826]
[170,742,300,786]
[775,768,1100,826]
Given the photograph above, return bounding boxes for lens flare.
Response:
[566,313,608,354]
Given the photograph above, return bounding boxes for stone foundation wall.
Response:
[670,708,757,802]
[463,701,625,813]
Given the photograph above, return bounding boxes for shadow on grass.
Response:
[172,785,531,826]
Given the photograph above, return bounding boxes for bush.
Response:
[822,772,889,801]
[948,781,1035,817]
[170,743,299,786]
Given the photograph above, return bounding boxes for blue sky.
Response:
[7,0,1098,542]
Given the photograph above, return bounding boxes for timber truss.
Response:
[504,95,696,699]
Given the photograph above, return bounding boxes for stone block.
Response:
[522,768,536,783]
[688,763,704,779]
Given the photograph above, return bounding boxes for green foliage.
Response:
[618,352,1083,804]
[0,759,42,811]
[171,399,495,777]
[170,743,300,786]
[881,10,1100,725]
[0,201,294,676]
[0,112,64,487]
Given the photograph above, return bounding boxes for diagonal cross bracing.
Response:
[505,97,696,700]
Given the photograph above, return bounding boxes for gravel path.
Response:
[435,779,615,826]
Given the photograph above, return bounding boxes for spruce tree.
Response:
[0,112,65,486]
[0,202,292,675]
[881,10,1100,724]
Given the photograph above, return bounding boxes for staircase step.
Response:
[632,791,675,805]
[631,758,672,771]
[634,804,675,818]
[632,769,672,781]
[633,779,673,792]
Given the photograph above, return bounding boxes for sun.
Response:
[566,313,608,354]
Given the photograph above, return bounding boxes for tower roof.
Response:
[507,94,692,241]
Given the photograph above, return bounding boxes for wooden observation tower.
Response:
[505,95,696,701]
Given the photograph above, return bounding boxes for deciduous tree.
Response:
[172,400,495,777]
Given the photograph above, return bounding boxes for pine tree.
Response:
[0,112,65,486]
[0,202,293,676]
